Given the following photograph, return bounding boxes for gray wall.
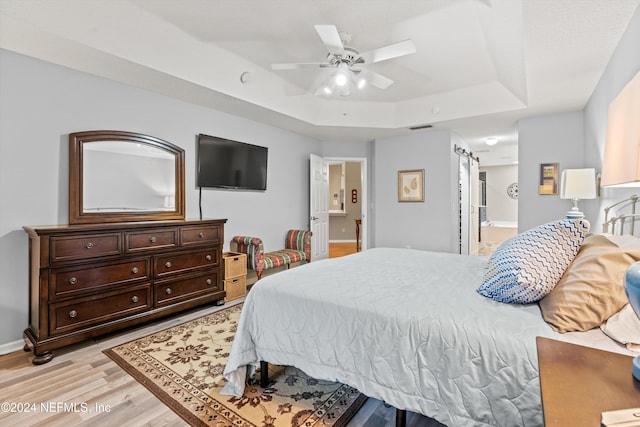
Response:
[0,49,321,350]
[481,165,518,223]
[517,111,585,231]
[373,130,459,252]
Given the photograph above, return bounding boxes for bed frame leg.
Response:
[260,361,269,388]
[396,408,406,427]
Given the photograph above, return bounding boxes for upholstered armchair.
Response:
[231,229,312,280]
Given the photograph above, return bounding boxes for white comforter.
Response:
[222,248,562,426]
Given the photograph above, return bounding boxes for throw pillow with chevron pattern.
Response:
[477,219,590,304]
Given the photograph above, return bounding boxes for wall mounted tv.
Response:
[197,134,268,190]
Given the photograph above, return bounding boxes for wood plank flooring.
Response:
[329,241,359,258]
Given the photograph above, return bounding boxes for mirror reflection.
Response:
[69,130,185,225]
[83,141,176,213]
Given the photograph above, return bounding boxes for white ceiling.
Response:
[1,0,639,166]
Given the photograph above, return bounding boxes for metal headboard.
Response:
[603,194,640,235]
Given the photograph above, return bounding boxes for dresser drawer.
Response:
[154,248,219,278]
[125,228,178,252]
[49,284,151,335]
[50,258,150,299]
[50,233,122,263]
[155,271,220,306]
[180,225,221,247]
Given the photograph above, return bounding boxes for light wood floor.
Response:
[0,300,444,427]
[329,241,359,258]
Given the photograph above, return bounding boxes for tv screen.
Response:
[197,134,268,190]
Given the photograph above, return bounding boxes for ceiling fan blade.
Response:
[314,24,344,55]
[359,69,394,90]
[358,39,416,64]
[271,62,328,70]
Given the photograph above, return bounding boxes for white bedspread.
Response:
[221,248,619,426]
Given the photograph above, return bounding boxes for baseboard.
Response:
[0,339,25,355]
[329,240,357,243]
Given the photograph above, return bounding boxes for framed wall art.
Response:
[398,169,424,202]
[539,163,559,195]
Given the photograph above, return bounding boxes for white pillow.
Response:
[600,304,640,353]
[477,219,589,304]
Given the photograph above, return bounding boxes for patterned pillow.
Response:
[477,219,590,304]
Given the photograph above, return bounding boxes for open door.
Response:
[469,158,480,255]
[310,154,329,261]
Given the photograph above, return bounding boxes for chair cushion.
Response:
[263,249,306,270]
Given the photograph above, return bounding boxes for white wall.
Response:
[481,165,518,223]
[517,111,584,231]
[583,5,640,227]
[373,130,459,252]
[0,49,321,349]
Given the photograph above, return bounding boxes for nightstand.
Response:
[536,337,640,426]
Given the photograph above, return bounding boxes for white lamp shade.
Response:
[601,70,640,187]
[560,168,597,200]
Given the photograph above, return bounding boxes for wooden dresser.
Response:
[23,219,227,364]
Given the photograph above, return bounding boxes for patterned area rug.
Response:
[104,303,367,426]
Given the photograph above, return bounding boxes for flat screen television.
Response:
[197,134,268,190]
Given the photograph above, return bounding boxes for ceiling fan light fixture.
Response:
[323,86,333,95]
[335,63,349,86]
[486,137,498,146]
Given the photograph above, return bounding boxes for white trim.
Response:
[0,339,25,356]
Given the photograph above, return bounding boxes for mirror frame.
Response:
[69,130,186,225]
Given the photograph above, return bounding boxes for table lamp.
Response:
[624,263,640,381]
[560,168,597,219]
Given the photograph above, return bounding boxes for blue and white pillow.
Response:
[477,219,590,304]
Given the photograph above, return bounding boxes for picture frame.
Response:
[539,163,559,195]
[398,169,425,202]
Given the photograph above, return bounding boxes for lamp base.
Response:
[565,208,584,219]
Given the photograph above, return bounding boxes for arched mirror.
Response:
[69,130,185,224]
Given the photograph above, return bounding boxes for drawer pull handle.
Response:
[150,236,157,243]
[69,277,78,285]
[131,296,139,303]
[165,261,172,268]
[69,310,78,318]
[165,288,172,295]
[232,279,239,284]
[85,242,94,249]
[198,232,205,238]
[205,255,212,261]
[131,267,139,274]
[206,278,212,285]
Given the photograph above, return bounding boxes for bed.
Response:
[222,215,640,426]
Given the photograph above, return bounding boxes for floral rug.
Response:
[104,303,367,426]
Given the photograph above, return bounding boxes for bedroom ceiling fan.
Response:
[271,25,416,96]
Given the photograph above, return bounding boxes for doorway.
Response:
[456,146,480,255]
[310,156,367,259]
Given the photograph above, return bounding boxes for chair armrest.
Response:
[231,236,264,272]
[285,230,313,262]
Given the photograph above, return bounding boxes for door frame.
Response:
[325,156,368,251]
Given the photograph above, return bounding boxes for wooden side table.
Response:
[536,337,640,426]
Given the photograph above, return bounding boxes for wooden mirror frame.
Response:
[69,130,186,224]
